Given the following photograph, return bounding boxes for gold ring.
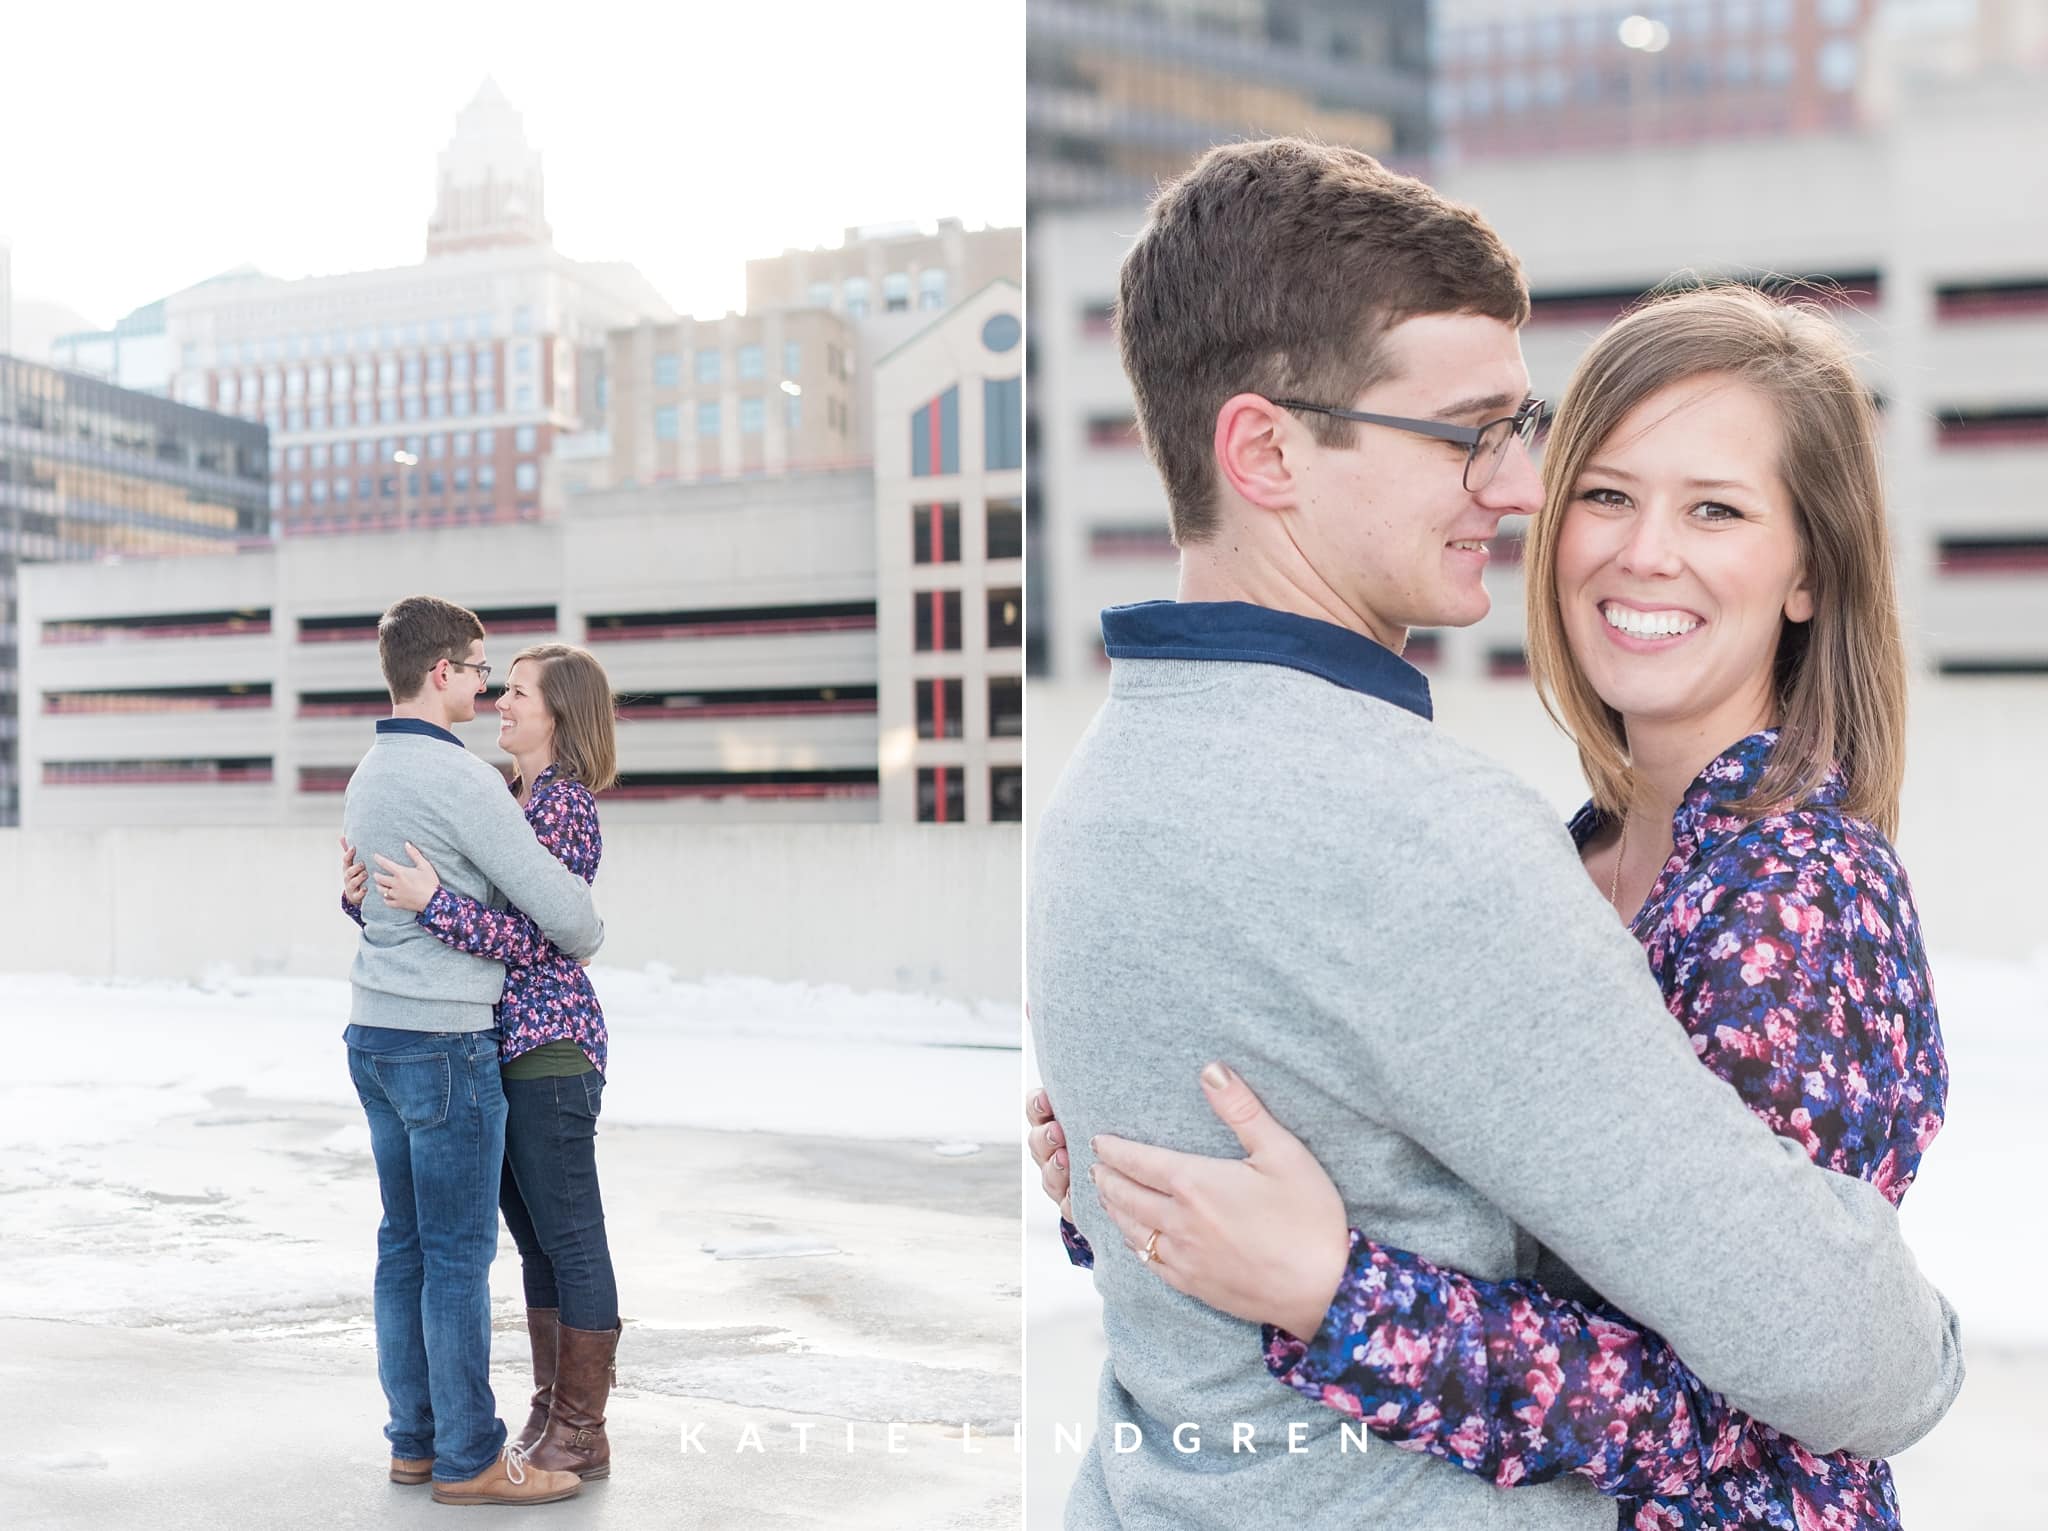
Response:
[1138,1229,1161,1264]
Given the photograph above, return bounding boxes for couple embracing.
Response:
[339,595,624,1506]
[1027,140,1963,1529]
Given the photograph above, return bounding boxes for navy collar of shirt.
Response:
[1100,600,1432,721]
[376,717,464,747]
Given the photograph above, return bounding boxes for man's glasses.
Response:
[1271,396,1546,492]
[447,659,493,686]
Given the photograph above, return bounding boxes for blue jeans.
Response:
[499,1069,619,1331]
[346,1024,509,1482]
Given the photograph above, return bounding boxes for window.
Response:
[359,476,375,500]
[1818,36,1858,90]
[738,344,763,380]
[286,447,305,470]
[404,398,423,421]
[477,464,496,489]
[807,281,832,308]
[916,678,963,739]
[985,377,1022,470]
[785,393,802,430]
[358,441,376,464]
[379,399,398,423]
[783,341,801,378]
[911,386,960,476]
[843,277,870,318]
[515,463,537,491]
[286,409,305,432]
[989,677,1022,739]
[334,477,352,502]
[427,396,446,419]
[287,367,306,397]
[514,305,533,334]
[427,353,446,384]
[452,352,471,383]
[454,467,470,491]
[514,385,533,410]
[309,406,327,429]
[913,590,962,652]
[918,269,947,310]
[990,766,1022,823]
[402,358,421,386]
[698,402,721,437]
[476,388,496,414]
[515,424,537,452]
[454,431,473,456]
[310,479,328,504]
[428,471,445,495]
[916,767,964,824]
[287,481,304,505]
[987,588,1022,648]
[987,497,1023,560]
[883,273,910,313]
[654,352,679,387]
[474,348,495,379]
[912,503,960,564]
[477,429,496,454]
[740,397,764,434]
[310,444,329,469]
[514,342,535,373]
[696,349,721,385]
[655,405,679,440]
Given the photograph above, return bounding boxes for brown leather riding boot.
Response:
[514,1307,560,1452]
[526,1321,620,1480]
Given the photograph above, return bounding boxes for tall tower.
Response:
[425,78,553,258]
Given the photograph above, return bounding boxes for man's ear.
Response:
[1214,394,1301,514]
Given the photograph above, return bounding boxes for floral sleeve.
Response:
[342,892,366,929]
[1264,811,1945,1501]
[1059,1217,1095,1269]
[415,781,602,966]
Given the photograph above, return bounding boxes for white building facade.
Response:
[1034,63,2048,683]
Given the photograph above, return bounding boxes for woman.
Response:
[1028,285,1946,1529]
[344,642,623,1483]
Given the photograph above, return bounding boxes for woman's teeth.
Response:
[1450,540,1488,553]
[1602,603,1700,638]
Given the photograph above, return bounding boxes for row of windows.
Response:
[203,308,535,367]
[807,269,948,318]
[214,346,523,403]
[1438,0,1852,64]
[654,396,796,439]
[222,388,532,431]
[912,589,1022,651]
[651,343,798,388]
[1441,40,1857,119]
[274,427,532,472]
[911,379,1023,476]
[274,464,525,506]
[917,764,1021,824]
[915,676,1023,740]
[44,757,273,786]
[911,499,1024,564]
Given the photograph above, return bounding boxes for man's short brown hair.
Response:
[378,595,485,703]
[1117,138,1530,544]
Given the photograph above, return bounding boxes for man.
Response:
[1027,140,1962,1529]
[342,595,605,1507]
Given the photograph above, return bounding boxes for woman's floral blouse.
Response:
[1062,731,1947,1530]
[344,765,609,1073]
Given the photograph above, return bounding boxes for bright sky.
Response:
[0,0,1023,328]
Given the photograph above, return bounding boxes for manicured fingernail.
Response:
[1047,1124,1063,1147]
[1089,1136,1100,1153]
[1054,1151,1066,1170]
[1088,1164,1099,1184]
[1202,1062,1233,1090]
[1033,1091,1048,1113]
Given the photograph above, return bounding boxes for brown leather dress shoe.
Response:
[389,1456,433,1485]
[429,1443,583,1506]
[526,1321,621,1480]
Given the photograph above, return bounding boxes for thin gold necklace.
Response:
[1608,812,1630,914]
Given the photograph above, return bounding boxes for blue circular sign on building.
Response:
[981,313,1021,353]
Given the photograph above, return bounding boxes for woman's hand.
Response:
[1090,1063,1349,1340]
[1027,1088,1073,1220]
[341,836,368,907]
[372,843,442,913]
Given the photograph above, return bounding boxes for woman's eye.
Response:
[1694,501,1742,522]
[1579,487,1629,508]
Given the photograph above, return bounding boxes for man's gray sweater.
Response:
[342,724,604,1031]
[1028,608,1962,1531]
